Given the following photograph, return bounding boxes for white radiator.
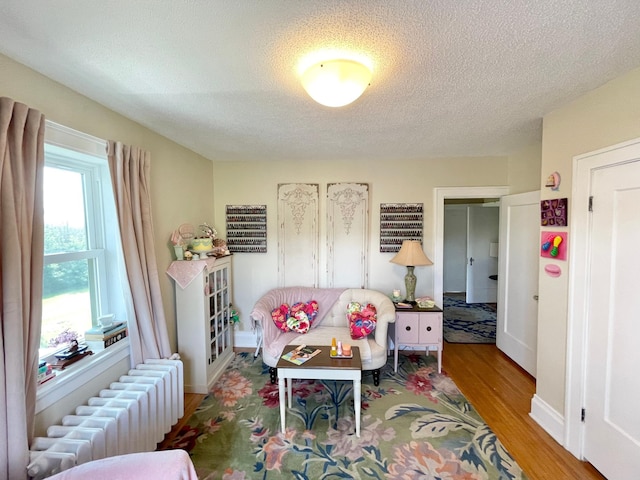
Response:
[27,358,184,479]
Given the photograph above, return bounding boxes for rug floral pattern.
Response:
[166,352,526,479]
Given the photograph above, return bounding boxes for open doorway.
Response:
[434,187,509,345]
[442,199,499,343]
[435,186,540,375]
[433,186,509,308]
[443,199,499,301]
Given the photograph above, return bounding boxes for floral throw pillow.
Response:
[347,301,377,340]
[271,303,290,333]
[271,300,319,334]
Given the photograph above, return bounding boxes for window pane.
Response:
[44,166,87,253]
[41,259,92,349]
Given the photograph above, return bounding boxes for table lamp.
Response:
[390,240,433,303]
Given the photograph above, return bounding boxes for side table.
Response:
[389,304,443,373]
[277,345,362,437]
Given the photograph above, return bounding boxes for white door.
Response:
[496,191,540,377]
[443,205,468,292]
[582,160,640,479]
[466,205,499,303]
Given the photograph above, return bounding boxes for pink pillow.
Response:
[272,300,319,334]
[347,301,377,339]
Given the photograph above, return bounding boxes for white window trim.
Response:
[37,121,131,409]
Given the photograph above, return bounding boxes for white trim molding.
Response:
[530,393,565,445]
[45,119,107,158]
[565,136,640,458]
[234,330,260,350]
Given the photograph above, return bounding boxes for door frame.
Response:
[434,186,509,308]
[565,136,640,457]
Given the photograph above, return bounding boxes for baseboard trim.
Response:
[234,330,260,350]
[530,393,565,445]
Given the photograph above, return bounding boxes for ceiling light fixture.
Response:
[300,59,372,107]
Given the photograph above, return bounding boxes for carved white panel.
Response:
[277,183,319,287]
[327,183,369,288]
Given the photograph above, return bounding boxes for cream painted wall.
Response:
[537,66,640,415]
[212,156,511,339]
[1,54,214,427]
[1,53,214,351]
[507,142,542,194]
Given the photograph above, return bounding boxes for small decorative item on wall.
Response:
[540,197,568,226]
[544,264,562,278]
[540,231,568,261]
[380,203,423,253]
[226,205,267,253]
[545,171,561,190]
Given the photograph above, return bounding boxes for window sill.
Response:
[36,339,130,414]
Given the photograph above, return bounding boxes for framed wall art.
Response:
[225,205,267,253]
[540,198,568,226]
[380,203,423,252]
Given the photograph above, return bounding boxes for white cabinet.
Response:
[172,256,234,393]
[390,306,443,373]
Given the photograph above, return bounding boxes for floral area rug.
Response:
[443,294,497,344]
[164,352,526,479]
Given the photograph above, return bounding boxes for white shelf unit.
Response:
[174,256,234,393]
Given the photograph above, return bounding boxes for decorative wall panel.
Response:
[327,183,369,288]
[277,183,319,287]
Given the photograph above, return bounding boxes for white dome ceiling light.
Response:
[300,58,372,107]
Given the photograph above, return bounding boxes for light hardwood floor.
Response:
[161,345,605,479]
[442,342,605,480]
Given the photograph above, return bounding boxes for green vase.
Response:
[404,266,417,302]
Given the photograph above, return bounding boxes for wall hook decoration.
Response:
[545,171,561,190]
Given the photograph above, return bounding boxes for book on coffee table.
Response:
[281,345,321,365]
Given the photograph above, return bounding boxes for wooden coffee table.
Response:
[276,345,362,437]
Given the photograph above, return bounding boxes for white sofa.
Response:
[250,286,396,385]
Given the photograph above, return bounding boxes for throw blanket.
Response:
[47,450,198,479]
[251,287,346,358]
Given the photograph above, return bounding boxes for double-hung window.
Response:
[40,122,126,360]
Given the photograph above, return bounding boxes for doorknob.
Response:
[533,295,539,301]
[469,257,474,266]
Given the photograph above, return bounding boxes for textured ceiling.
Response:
[2,1,640,162]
